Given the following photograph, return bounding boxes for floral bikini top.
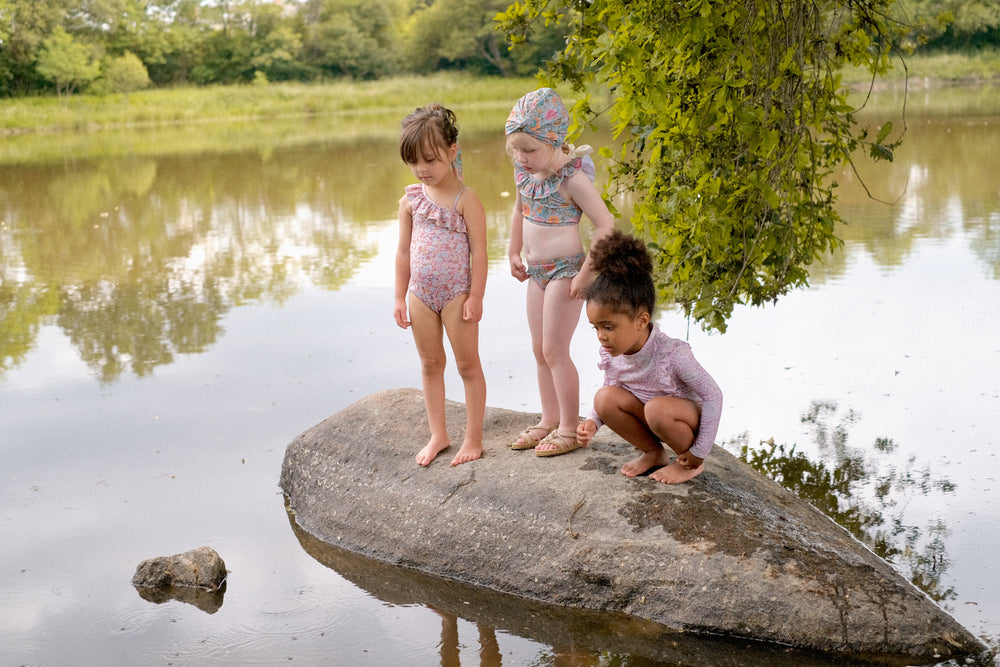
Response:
[515,155,596,227]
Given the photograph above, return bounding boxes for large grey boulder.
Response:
[279,388,987,664]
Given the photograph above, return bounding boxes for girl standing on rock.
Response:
[505,87,615,457]
[576,230,723,484]
[394,104,488,467]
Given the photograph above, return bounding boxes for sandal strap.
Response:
[535,430,583,457]
[510,424,556,450]
[538,431,577,448]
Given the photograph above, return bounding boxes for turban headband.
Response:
[505,87,569,148]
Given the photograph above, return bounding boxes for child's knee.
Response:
[420,354,447,375]
[453,358,483,380]
[593,386,622,416]
[540,344,572,368]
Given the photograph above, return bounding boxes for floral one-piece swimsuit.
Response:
[407,183,470,313]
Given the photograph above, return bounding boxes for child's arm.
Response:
[507,193,529,282]
[394,194,413,329]
[672,344,723,460]
[578,350,614,445]
[460,189,488,323]
[563,171,615,298]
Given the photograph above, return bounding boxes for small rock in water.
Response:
[132,546,227,591]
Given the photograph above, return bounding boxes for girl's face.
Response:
[507,133,556,178]
[405,140,457,188]
[586,301,651,356]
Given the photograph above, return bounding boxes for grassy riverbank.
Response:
[0,74,539,136]
[2,50,998,136]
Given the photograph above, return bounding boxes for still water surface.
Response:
[1,87,998,665]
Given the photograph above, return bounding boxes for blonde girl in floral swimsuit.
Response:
[394,104,488,467]
[505,88,615,457]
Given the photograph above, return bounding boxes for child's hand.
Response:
[576,419,597,446]
[676,451,703,470]
[393,300,410,329]
[509,255,528,282]
[463,295,483,323]
[570,267,595,299]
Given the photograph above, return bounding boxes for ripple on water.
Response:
[2,481,51,508]
[123,583,403,665]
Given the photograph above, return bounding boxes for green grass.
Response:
[2,55,997,165]
[4,51,999,136]
[840,48,1000,87]
[0,73,541,136]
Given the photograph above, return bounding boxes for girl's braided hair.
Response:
[585,230,656,318]
[399,103,458,164]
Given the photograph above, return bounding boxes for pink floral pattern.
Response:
[406,184,470,313]
[586,327,723,459]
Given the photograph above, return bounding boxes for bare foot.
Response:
[650,460,704,484]
[416,438,450,466]
[621,448,672,477]
[450,441,483,466]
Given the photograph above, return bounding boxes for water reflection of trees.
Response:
[0,141,395,381]
[0,126,516,382]
[2,108,997,381]
[811,114,1000,285]
[727,399,957,605]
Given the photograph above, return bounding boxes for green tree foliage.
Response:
[142,2,211,85]
[499,0,905,332]
[35,25,101,96]
[895,0,1000,49]
[104,49,150,102]
[302,0,398,79]
[250,24,311,80]
[1,1,987,97]
[100,0,174,76]
[401,0,567,75]
[0,0,74,94]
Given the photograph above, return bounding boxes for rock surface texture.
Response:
[280,388,987,664]
[132,546,227,591]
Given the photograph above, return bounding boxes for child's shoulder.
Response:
[403,182,423,200]
[562,154,595,180]
[456,185,484,217]
[559,157,597,197]
[651,328,691,355]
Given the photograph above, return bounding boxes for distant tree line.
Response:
[1,0,996,98]
[0,0,567,97]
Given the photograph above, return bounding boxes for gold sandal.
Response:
[535,431,583,457]
[510,424,556,450]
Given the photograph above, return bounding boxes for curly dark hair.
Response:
[399,103,459,164]
[585,229,656,317]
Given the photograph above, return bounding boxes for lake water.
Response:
[1,85,998,666]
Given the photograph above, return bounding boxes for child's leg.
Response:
[533,279,583,452]
[644,395,704,484]
[514,281,560,446]
[441,296,485,466]
[593,385,672,476]
[408,295,451,466]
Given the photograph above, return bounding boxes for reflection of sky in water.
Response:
[687,228,1000,640]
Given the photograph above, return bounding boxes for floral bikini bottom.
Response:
[526,252,585,290]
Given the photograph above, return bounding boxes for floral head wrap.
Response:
[505,88,569,148]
